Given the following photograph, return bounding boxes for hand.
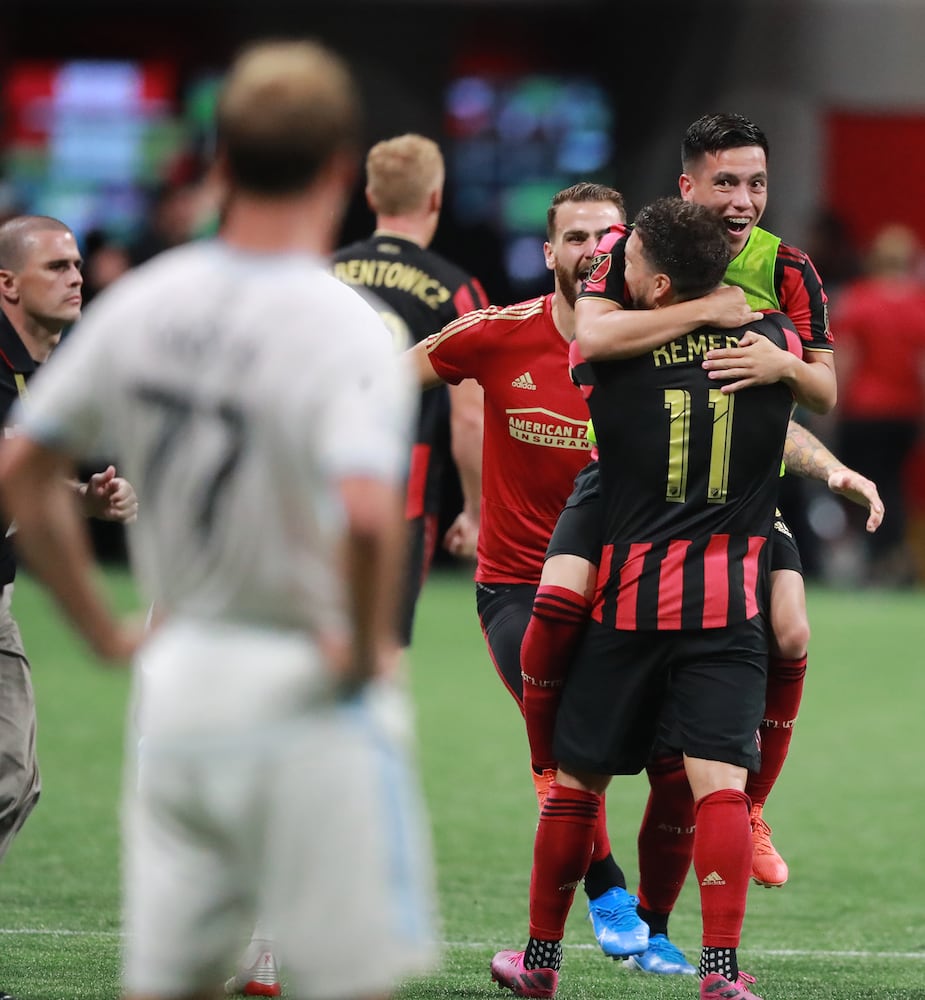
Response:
[94,614,147,663]
[443,509,478,560]
[702,330,795,393]
[700,285,764,330]
[322,631,404,693]
[828,468,885,532]
[83,466,140,523]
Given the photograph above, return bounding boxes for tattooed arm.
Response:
[784,420,884,533]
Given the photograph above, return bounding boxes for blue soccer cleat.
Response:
[623,933,696,975]
[587,886,649,958]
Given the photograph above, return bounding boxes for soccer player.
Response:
[333,133,490,643]
[0,40,437,1000]
[0,214,138,1000]
[408,181,757,965]
[491,197,802,1000]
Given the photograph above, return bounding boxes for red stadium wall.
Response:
[825,112,925,249]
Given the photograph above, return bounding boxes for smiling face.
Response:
[678,145,768,258]
[544,198,626,308]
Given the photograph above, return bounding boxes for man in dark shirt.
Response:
[0,214,137,1000]
[332,134,489,646]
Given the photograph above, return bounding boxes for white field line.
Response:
[447,941,925,960]
[0,928,923,961]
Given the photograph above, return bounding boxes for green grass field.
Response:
[1,567,923,999]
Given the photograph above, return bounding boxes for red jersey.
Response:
[424,294,592,584]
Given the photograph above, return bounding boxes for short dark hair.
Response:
[0,215,74,271]
[681,113,770,171]
[217,39,362,196]
[632,197,730,301]
[546,182,625,240]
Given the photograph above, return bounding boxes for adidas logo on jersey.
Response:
[512,371,537,390]
[701,870,726,887]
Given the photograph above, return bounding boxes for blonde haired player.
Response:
[333,133,489,645]
[0,39,437,1000]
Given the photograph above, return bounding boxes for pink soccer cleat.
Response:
[700,970,763,1000]
[490,949,558,998]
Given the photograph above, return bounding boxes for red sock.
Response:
[529,783,600,940]
[637,754,695,914]
[590,791,612,862]
[521,586,591,771]
[746,655,807,805]
[693,789,752,948]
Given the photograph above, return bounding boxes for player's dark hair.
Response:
[217,40,362,196]
[632,197,730,301]
[681,113,770,171]
[547,182,625,240]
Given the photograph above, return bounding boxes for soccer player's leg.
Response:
[276,686,439,1000]
[552,624,654,961]
[746,517,808,887]
[672,621,768,998]
[396,512,439,649]
[627,747,696,975]
[491,772,605,1000]
[520,464,638,947]
[521,554,596,785]
[522,461,602,780]
[477,582,555,801]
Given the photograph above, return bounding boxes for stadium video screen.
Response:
[445,73,615,294]
[1,60,186,242]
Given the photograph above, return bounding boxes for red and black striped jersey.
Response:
[332,233,488,522]
[586,312,802,631]
[773,238,833,352]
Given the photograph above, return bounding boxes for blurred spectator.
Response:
[80,228,130,307]
[127,181,202,266]
[126,153,218,266]
[805,208,862,304]
[832,223,925,586]
[0,182,24,228]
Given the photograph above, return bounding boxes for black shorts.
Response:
[398,513,438,647]
[476,581,536,708]
[554,616,768,776]
[769,514,803,575]
[544,460,602,564]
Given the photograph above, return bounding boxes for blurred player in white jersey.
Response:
[0,39,437,1000]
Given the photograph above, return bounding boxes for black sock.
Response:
[638,904,669,937]
[699,946,738,981]
[524,937,562,972]
[583,854,626,900]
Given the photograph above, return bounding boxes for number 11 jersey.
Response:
[585,314,802,631]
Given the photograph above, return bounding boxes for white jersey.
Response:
[18,240,414,635]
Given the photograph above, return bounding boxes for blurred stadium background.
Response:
[5,0,925,588]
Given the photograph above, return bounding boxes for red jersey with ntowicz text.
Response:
[424,294,592,584]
